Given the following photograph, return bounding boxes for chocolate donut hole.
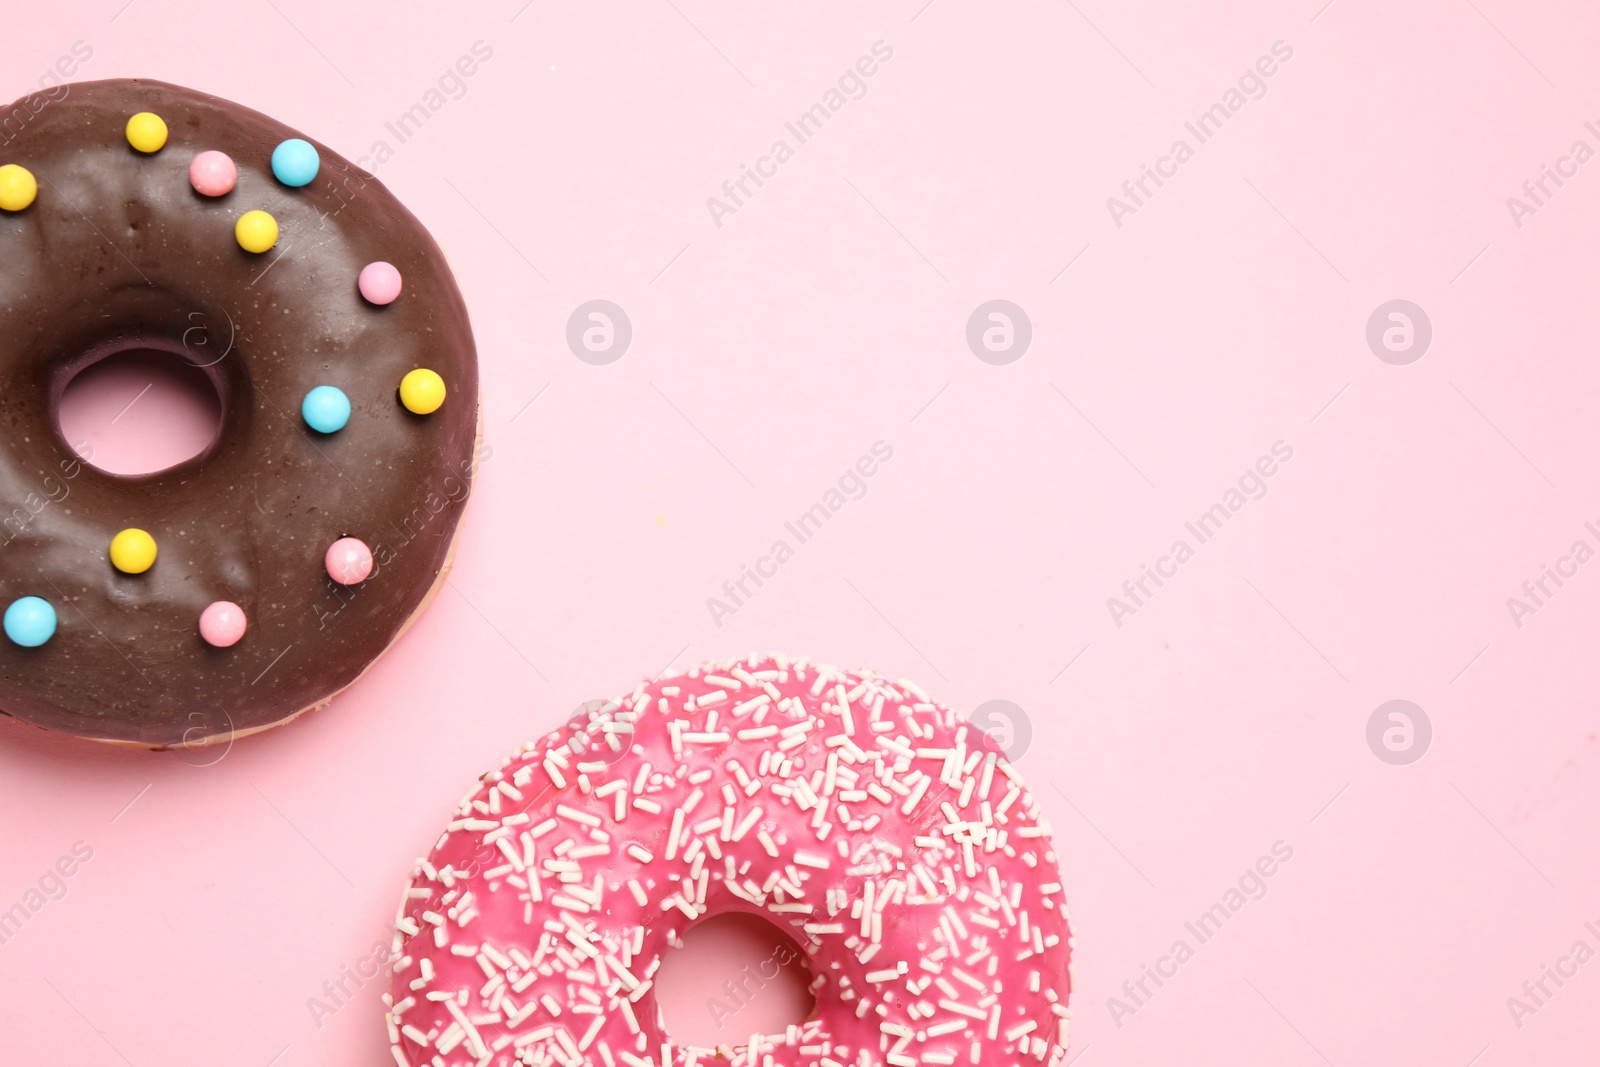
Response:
[41,286,246,484]
[56,342,226,477]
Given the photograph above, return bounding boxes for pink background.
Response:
[3,1,1598,1064]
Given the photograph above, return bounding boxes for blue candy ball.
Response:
[5,596,56,647]
[302,385,352,434]
[271,138,320,187]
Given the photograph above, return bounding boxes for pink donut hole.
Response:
[198,600,247,647]
[189,150,238,197]
[325,537,374,585]
[358,261,403,305]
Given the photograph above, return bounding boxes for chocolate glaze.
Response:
[0,79,479,745]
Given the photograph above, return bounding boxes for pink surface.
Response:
[654,913,812,1048]
[0,2,1597,1066]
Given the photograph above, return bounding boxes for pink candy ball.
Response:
[189,150,238,197]
[358,261,403,305]
[198,600,247,647]
[325,537,374,585]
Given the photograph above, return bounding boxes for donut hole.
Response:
[655,912,815,1049]
[57,345,224,476]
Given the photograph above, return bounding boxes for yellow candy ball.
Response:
[399,368,446,415]
[235,210,279,253]
[125,112,168,153]
[0,164,37,212]
[109,528,158,574]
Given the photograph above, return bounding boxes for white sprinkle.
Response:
[556,804,601,828]
[665,809,685,860]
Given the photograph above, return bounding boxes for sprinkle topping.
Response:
[3,597,56,647]
[399,369,446,415]
[198,601,247,647]
[359,260,403,305]
[270,137,320,187]
[189,150,237,197]
[302,385,352,434]
[125,111,168,153]
[235,209,278,253]
[326,537,374,585]
[0,164,37,211]
[109,528,158,574]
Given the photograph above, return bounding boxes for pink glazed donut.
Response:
[386,655,1074,1067]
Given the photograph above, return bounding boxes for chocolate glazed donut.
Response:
[0,79,480,746]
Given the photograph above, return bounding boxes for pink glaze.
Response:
[386,654,1074,1067]
[197,600,246,647]
[358,260,403,305]
[188,150,237,196]
[324,537,373,585]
